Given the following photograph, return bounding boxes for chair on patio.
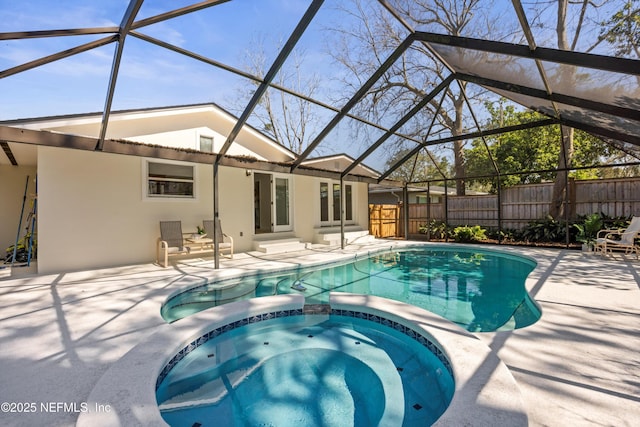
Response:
[594,216,640,257]
[157,220,189,267]
[203,219,234,258]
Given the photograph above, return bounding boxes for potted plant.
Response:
[574,213,603,252]
[192,226,207,240]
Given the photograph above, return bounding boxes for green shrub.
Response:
[452,225,487,243]
[574,213,604,245]
[486,228,520,242]
[521,215,569,243]
[419,220,450,239]
[599,214,633,230]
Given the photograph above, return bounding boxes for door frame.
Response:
[254,172,293,233]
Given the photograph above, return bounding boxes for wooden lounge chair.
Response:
[157,220,189,267]
[203,219,234,258]
[594,216,640,257]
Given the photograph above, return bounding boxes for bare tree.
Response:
[328,0,515,194]
[236,37,323,154]
[535,0,615,219]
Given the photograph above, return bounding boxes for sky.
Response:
[0,0,632,171]
[1,1,320,118]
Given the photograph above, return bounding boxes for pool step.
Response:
[314,226,375,246]
[253,238,307,254]
[303,304,331,314]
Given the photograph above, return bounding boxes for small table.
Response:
[185,236,214,253]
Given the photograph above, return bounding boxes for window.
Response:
[146,161,194,198]
[416,195,440,204]
[320,182,329,222]
[320,181,354,225]
[333,183,341,221]
[199,135,213,152]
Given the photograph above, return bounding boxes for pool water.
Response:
[156,314,454,426]
[162,246,540,332]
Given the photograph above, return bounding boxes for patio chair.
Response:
[594,216,640,258]
[157,220,189,267]
[203,219,234,258]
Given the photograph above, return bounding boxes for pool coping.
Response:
[78,293,527,426]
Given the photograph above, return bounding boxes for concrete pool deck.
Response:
[0,240,639,426]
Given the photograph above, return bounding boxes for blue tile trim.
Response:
[332,309,453,376]
[156,307,452,389]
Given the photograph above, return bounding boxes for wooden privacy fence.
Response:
[370,177,640,237]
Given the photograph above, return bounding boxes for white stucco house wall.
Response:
[0,104,375,274]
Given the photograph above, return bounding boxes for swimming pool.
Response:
[162,246,540,332]
[156,311,455,426]
[79,294,528,427]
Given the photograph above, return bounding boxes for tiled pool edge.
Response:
[155,307,453,391]
[155,308,303,390]
[78,293,527,427]
[331,293,528,427]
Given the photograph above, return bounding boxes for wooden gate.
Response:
[369,204,399,237]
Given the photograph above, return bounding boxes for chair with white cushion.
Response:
[203,219,234,259]
[157,220,189,267]
[594,216,640,258]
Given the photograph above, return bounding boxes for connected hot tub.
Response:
[78,293,528,427]
[156,310,455,426]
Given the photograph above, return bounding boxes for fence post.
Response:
[426,182,431,240]
[564,169,570,248]
[403,183,409,240]
[568,178,576,218]
[444,179,449,242]
[396,203,401,238]
[497,178,503,244]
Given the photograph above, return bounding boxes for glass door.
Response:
[319,180,354,226]
[273,176,292,232]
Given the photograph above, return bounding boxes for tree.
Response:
[593,0,640,59]
[328,0,515,195]
[465,107,557,192]
[384,148,452,183]
[531,0,617,218]
[235,37,323,154]
[465,99,615,193]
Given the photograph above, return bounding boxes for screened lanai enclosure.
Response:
[1,0,639,266]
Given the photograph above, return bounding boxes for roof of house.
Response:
[0,103,382,182]
[301,153,380,178]
[1,103,297,163]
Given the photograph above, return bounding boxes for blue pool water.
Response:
[156,314,455,426]
[162,246,540,332]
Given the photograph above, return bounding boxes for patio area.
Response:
[0,239,639,426]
